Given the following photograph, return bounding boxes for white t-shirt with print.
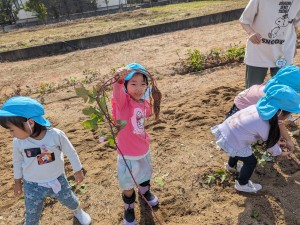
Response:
[240,0,300,67]
[13,128,82,183]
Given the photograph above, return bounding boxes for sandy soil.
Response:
[0,20,299,225]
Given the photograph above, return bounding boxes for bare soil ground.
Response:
[0,20,299,225]
[0,0,248,52]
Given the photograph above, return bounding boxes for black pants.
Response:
[228,154,257,185]
[225,103,240,119]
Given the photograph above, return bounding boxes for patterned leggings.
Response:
[24,174,79,225]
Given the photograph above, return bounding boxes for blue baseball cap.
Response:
[264,65,300,93]
[257,84,300,120]
[124,63,149,81]
[0,96,51,126]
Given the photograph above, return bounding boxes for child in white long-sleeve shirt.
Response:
[212,84,299,193]
[0,96,91,225]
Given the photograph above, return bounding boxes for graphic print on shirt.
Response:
[228,109,257,128]
[36,145,55,165]
[131,108,145,135]
[268,1,294,40]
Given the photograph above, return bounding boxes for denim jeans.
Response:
[24,174,79,225]
[228,154,257,185]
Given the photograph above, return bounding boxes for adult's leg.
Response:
[270,67,280,77]
[245,65,268,88]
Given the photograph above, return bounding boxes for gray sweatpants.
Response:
[245,65,280,88]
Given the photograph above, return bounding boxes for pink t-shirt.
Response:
[112,80,151,158]
[234,84,265,109]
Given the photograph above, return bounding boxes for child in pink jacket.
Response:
[112,63,159,225]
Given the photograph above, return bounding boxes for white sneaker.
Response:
[225,162,243,173]
[73,208,92,225]
[234,180,262,193]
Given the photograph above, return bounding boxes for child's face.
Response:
[7,122,31,139]
[127,73,148,102]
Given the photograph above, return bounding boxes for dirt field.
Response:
[0,20,299,225]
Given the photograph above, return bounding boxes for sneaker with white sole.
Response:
[234,180,262,193]
[73,208,92,225]
[225,162,243,173]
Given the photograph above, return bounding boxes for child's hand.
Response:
[249,32,262,44]
[280,151,293,158]
[278,138,286,148]
[285,140,295,152]
[14,181,23,196]
[74,170,85,184]
[114,67,131,81]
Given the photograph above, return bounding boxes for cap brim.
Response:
[0,110,20,117]
[125,71,136,81]
[31,116,51,126]
[124,67,149,81]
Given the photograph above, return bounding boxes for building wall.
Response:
[16,0,37,22]
[96,0,126,8]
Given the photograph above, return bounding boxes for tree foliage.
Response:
[24,0,48,23]
[0,0,17,31]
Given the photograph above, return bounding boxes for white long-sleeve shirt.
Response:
[212,105,282,157]
[13,128,82,183]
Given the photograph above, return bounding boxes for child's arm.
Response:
[266,144,282,157]
[279,122,295,152]
[58,130,83,183]
[13,142,23,196]
[14,179,23,196]
[112,67,131,109]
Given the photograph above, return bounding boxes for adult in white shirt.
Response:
[240,0,300,88]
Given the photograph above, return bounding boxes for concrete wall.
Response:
[0,8,244,62]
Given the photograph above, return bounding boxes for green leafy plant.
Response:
[252,140,273,167]
[251,209,260,220]
[225,44,245,62]
[75,80,127,147]
[180,45,245,73]
[154,177,165,186]
[204,168,230,186]
[185,49,205,72]
[76,184,89,194]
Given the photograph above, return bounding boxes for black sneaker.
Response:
[124,204,136,225]
[143,190,158,206]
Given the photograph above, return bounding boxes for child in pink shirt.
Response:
[112,63,159,225]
